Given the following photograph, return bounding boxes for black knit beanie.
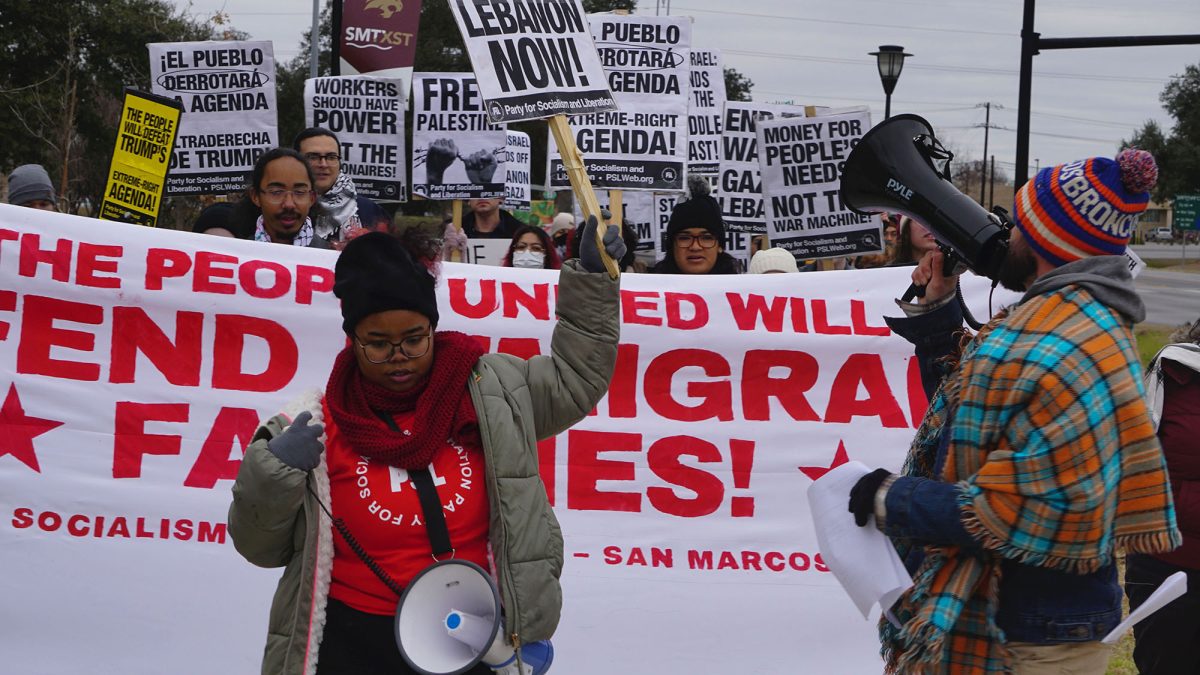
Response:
[666,176,724,243]
[333,231,439,335]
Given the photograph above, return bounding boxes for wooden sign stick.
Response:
[548,114,620,278]
[609,189,624,229]
[450,199,464,263]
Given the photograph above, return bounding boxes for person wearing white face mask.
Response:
[502,225,562,270]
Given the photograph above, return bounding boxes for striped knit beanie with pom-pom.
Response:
[1012,148,1158,266]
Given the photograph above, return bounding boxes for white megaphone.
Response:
[394,560,554,675]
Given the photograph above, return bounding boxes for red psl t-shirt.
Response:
[324,404,491,615]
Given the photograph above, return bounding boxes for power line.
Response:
[723,49,1170,85]
[670,5,1014,37]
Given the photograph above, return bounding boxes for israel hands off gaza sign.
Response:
[449,0,616,123]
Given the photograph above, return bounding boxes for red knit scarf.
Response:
[325,331,485,469]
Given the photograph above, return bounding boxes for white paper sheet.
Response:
[1102,570,1187,644]
[807,461,913,620]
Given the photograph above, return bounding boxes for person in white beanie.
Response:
[748,247,799,274]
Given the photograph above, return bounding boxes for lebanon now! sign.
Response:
[0,204,1007,673]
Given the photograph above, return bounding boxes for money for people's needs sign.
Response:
[337,0,423,80]
[0,204,1015,674]
[448,0,616,123]
[688,49,725,176]
[411,73,507,201]
[149,41,278,195]
[719,101,806,235]
[548,14,691,192]
[504,130,533,210]
[758,109,883,259]
[304,75,408,201]
[98,89,183,227]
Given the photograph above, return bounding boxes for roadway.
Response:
[1130,244,1200,327]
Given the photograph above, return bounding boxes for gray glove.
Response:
[579,215,626,273]
[266,411,324,471]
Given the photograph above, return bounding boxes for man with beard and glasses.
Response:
[846,149,1180,674]
[247,148,330,249]
[294,128,385,248]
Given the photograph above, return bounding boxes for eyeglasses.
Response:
[259,188,314,205]
[675,232,719,249]
[304,152,341,164]
[513,242,546,253]
[355,332,433,363]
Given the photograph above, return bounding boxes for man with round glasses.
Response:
[248,148,330,249]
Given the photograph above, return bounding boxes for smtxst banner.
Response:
[411,73,507,201]
[149,41,278,195]
[719,101,805,234]
[0,205,1009,673]
[337,0,422,81]
[304,75,408,200]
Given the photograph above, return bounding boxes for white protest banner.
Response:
[0,204,1013,673]
[758,109,882,259]
[449,0,616,123]
[463,237,512,265]
[411,73,507,201]
[719,101,806,234]
[548,15,690,192]
[149,41,278,196]
[688,49,725,176]
[504,130,533,210]
[304,75,408,201]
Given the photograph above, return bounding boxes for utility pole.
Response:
[979,102,991,206]
[310,0,320,79]
[989,155,997,210]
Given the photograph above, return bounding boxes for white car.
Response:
[1147,226,1174,243]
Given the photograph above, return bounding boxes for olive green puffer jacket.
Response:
[228,260,619,675]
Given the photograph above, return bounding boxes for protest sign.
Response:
[548,15,691,192]
[504,130,533,210]
[0,205,1019,673]
[688,49,725,176]
[411,73,506,201]
[98,89,183,227]
[449,0,616,123]
[757,109,882,259]
[337,0,422,81]
[304,75,408,201]
[719,101,806,235]
[571,191,656,255]
[149,41,277,195]
[464,237,513,265]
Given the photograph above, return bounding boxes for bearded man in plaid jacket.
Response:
[851,149,1180,674]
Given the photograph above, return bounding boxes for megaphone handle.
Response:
[902,282,926,303]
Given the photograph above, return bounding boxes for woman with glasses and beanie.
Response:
[650,176,739,274]
[229,218,625,675]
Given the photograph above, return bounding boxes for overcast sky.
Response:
[175,0,1198,182]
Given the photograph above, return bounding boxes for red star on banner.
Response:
[0,384,64,473]
[798,439,850,481]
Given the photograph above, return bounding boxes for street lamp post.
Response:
[870,45,911,120]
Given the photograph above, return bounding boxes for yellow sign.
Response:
[99,89,183,227]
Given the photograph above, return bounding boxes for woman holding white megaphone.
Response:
[229,222,623,675]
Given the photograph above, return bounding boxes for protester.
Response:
[293,127,381,247]
[650,176,739,274]
[246,148,330,249]
[501,224,562,270]
[889,215,938,266]
[6,164,57,211]
[849,149,1180,673]
[1127,317,1200,675]
[191,201,242,238]
[549,212,575,259]
[461,197,522,239]
[228,220,624,675]
[749,247,799,274]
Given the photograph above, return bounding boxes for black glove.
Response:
[848,468,892,527]
[579,214,626,274]
[266,411,324,471]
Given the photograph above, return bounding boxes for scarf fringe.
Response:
[957,496,1110,575]
[1119,529,1183,555]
